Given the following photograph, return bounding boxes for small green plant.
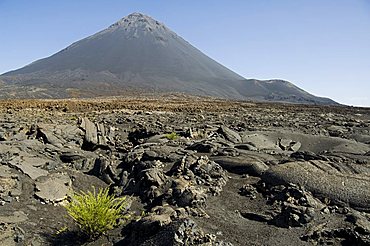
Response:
[64,187,131,239]
[165,132,179,140]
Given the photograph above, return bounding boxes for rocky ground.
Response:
[0,96,370,245]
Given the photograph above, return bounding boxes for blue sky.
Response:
[1,0,369,106]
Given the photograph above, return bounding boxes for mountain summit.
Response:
[109,12,169,30]
[0,13,336,104]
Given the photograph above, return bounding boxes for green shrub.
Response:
[165,132,179,140]
[64,187,131,238]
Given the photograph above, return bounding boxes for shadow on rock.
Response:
[116,218,230,246]
[40,231,89,246]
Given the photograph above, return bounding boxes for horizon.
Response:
[1,1,369,107]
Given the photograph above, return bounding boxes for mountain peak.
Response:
[109,12,165,30]
[127,12,149,19]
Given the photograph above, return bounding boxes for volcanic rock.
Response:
[0,97,368,245]
[211,155,269,175]
[34,172,72,204]
[262,161,370,211]
[7,155,49,180]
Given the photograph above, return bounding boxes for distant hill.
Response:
[0,13,337,105]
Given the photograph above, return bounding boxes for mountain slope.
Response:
[0,13,337,104]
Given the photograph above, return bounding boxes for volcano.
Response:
[0,13,336,104]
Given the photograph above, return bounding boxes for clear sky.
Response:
[1,0,369,106]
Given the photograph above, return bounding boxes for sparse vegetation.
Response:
[64,187,132,239]
[165,132,179,140]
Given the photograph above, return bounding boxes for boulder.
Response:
[141,167,168,187]
[187,141,216,153]
[279,138,301,152]
[217,126,241,143]
[273,203,315,228]
[35,172,71,204]
[234,143,257,151]
[239,184,258,199]
[174,186,207,208]
[89,157,116,184]
[262,161,370,211]
[80,117,98,150]
[211,155,269,176]
[59,152,86,163]
[241,133,280,151]
[36,126,64,148]
[8,155,49,180]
